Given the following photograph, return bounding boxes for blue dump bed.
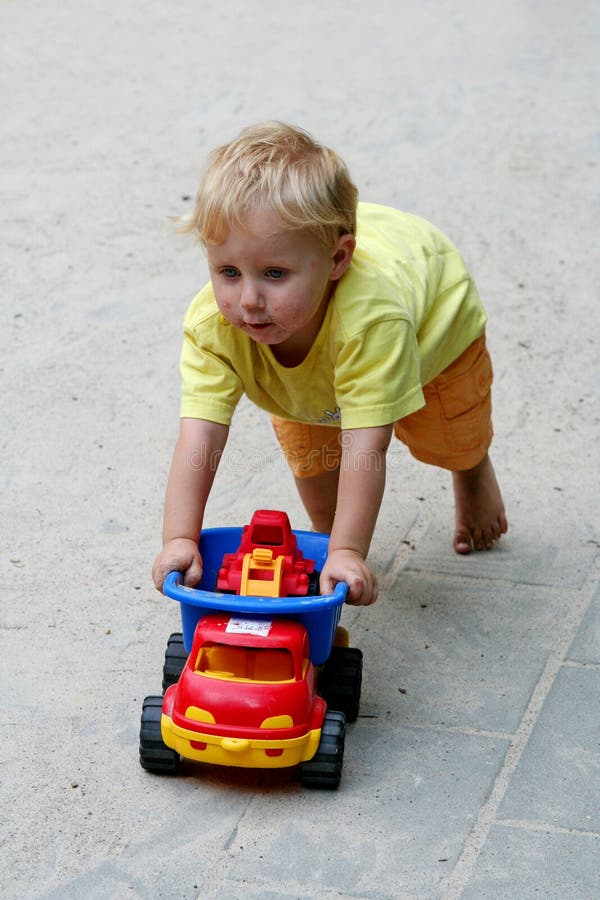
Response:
[163,527,347,665]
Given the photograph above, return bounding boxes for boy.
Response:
[152,122,507,606]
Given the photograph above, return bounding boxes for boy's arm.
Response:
[152,417,229,591]
[321,424,393,605]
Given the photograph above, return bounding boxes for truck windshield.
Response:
[195,643,295,682]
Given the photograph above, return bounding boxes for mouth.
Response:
[244,321,271,331]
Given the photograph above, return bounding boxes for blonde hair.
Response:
[180,121,358,249]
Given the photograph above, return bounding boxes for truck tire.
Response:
[162,632,188,692]
[139,695,179,773]
[300,710,345,789]
[317,647,363,722]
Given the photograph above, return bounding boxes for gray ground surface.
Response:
[2,1,599,898]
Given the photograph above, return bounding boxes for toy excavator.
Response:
[216,509,316,597]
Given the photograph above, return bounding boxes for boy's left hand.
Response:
[319,548,378,606]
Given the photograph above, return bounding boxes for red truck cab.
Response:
[160,613,326,768]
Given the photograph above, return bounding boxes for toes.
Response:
[473,531,487,551]
[455,542,472,555]
[490,520,502,541]
[470,527,493,551]
[454,527,473,554]
[482,526,495,549]
[454,518,507,554]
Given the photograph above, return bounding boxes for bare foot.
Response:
[452,454,508,553]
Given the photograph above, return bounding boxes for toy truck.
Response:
[139,511,362,789]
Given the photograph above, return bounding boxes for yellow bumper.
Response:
[161,714,321,769]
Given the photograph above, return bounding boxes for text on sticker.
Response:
[226,618,272,637]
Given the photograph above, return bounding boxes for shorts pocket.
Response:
[438,345,493,418]
[437,347,493,452]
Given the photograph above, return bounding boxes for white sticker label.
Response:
[226,617,272,637]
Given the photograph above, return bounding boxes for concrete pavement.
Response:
[2,1,598,897]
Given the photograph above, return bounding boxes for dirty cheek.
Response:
[219,299,234,315]
[273,301,300,327]
[216,299,239,326]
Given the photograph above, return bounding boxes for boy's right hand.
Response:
[152,538,203,592]
[319,548,379,606]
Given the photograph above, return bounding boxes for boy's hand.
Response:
[152,538,202,592]
[319,548,378,606]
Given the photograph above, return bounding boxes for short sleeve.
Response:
[334,318,425,429]
[180,322,244,425]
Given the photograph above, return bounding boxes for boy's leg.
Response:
[271,418,341,531]
[293,468,339,533]
[394,333,508,553]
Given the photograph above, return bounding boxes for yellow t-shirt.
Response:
[180,203,487,430]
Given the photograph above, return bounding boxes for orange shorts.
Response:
[271,333,494,477]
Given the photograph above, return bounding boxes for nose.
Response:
[239,278,265,312]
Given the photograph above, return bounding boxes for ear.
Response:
[330,233,356,281]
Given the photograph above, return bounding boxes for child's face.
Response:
[206,208,354,359]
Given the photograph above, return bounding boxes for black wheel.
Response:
[162,632,188,692]
[300,710,345,789]
[317,646,363,722]
[139,695,179,773]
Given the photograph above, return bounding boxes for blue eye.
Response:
[221,267,239,278]
[266,268,285,279]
